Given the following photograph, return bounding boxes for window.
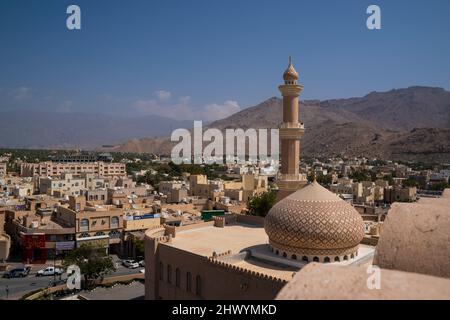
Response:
[195,275,202,296]
[167,265,172,284]
[313,256,319,262]
[175,268,180,288]
[324,257,330,263]
[80,219,89,231]
[159,262,164,281]
[111,216,119,228]
[186,272,192,292]
[109,230,121,238]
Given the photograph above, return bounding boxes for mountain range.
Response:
[102,86,450,163]
[0,111,191,150]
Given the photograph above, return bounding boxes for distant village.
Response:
[1,149,448,264]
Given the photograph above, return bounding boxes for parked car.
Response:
[138,260,145,267]
[122,259,139,268]
[36,266,63,277]
[3,266,31,278]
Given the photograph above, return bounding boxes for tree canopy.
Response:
[247,191,277,217]
[63,244,115,288]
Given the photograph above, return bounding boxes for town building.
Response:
[0,210,11,261]
[39,173,86,197]
[384,186,417,203]
[0,162,7,177]
[54,196,124,254]
[4,208,75,263]
[20,160,126,178]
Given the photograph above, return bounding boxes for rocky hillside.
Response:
[101,86,450,163]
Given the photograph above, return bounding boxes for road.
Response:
[0,256,144,300]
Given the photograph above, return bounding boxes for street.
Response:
[0,255,144,300]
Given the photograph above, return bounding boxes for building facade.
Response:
[21,161,126,177]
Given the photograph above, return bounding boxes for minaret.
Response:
[276,56,307,201]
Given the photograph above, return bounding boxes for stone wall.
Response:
[277,263,450,300]
[373,199,450,278]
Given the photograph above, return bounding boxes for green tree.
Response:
[133,238,145,258]
[63,244,116,289]
[316,174,332,185]
[403,178,419,187]
[429,181,449,191]
[247,191,277,217]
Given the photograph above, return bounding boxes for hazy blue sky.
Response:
[1,0,449,120]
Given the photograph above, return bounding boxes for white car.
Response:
[36,267,63,277]
[122,260,139,268]
[138,260,145,267]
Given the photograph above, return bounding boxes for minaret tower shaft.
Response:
[276,56,307,201]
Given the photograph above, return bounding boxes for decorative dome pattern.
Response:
[264,181,365,260]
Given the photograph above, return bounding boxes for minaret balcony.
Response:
[280,122,304,129]
[279,123,305,139]
[277,173,308,181]
[278,84,304,96]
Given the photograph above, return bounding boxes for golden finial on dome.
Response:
[311,171,317,182]
[283,55,299,83]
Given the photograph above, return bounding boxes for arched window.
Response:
[175,268,180,288]
[159,262,164,281]
[282,252,287,258]
[324,257,330,263]
[109,230,120,238]
[79,232,90,238]
[351,253,354,259]
[291,254,297,260]
[276,250,279,255]
[195,275,202,296]
[94,231,105,237]
[302,256,308,262]
[80,219,89,231]
[186,272,192,292]
[343,255,348,261]
[111,216,119,228]
[334,256,340,262]
[313,256,319,262]
[167,265,172,284]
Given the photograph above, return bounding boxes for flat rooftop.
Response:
[163,222,375,281]
[164,223,269,257]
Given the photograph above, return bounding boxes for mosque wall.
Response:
[145,238,286,300]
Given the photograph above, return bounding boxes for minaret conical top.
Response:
[283,56,299,82]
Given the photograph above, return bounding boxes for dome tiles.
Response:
[264,181,365,262]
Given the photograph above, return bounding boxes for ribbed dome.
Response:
[264,181,365,262]
[283,56,299,82]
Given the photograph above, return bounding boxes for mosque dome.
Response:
[264,181,365,263]
[283,56,299,82]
